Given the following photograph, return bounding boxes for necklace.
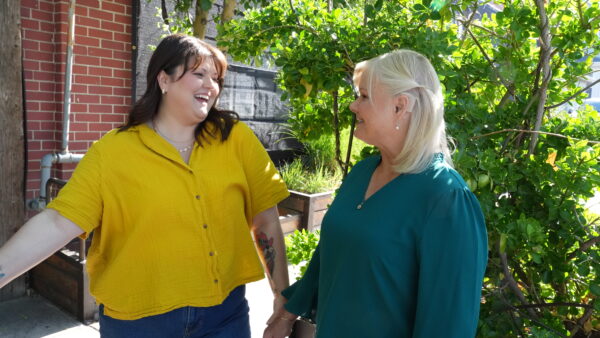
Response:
[356,200,365,210]
[152,121,195,153]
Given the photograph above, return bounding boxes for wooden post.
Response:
[0,0,26,301]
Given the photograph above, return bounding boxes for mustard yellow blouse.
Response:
[48,122,289,320]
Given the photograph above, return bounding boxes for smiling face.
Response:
[158,57,220,126]
[349,75,410,152]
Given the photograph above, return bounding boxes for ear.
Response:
[394,95,411,116]
[157,70,169,92]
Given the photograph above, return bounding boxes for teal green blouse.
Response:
[282,154,488,338]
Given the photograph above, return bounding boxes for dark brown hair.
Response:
[120,34,238,144]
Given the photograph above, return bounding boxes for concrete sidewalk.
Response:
[0,276,280,338]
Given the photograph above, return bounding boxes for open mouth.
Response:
[194,94,210,103]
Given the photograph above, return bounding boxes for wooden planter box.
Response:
[278,190,333,234]
[29,243,97,323]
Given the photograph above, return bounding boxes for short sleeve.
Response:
[413,188,488,337]
[282,244,320,322]
[236,123,289,217]
[47,142,103,235]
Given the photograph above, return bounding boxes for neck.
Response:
[152,114,196,144]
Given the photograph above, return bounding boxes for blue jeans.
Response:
[99,285,250,338]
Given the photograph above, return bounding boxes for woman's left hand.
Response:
[263,308,297,338]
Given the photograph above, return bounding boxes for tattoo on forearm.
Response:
[257,232,275,275]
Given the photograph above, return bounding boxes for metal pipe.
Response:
[61,0,76,153]
[30,152,85,210]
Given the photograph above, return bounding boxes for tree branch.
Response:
[545,78,600,109]
[470,128,600,144]
[514,302,593,310]
[567,236,600,259]
[500,251,539,319]
[465,26,515,97]
[570,303,595,337]
[529,0,554,155]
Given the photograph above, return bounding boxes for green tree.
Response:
[217,0,600,336]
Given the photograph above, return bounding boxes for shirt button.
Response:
[209,251,214,256]
[203,224,208,229]
[195,195,200,200]
[214,279,219,283]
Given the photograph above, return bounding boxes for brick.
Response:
[33,71,57,82]
[31,9,53,22]
[113,50,131,60]
[76,16,100,29]
[74,45,88,55]
[101,96,124,105]
[70,122,88,132]
[25,81,40,91]
[101,58,124,69]
[39,82,55,92]
[89,85,113,95]
[21,0,38,9]
[27,120,41,130]
[75,113,101,122]
[78,0,101,8]
[74,94,100,104]
[114,13,130,25]
[76,35,100,47]
[88,47,113,58]
[21,38,39,51]
[40,21,54,32]
[38,1,53,12]
[89,104,107,113]
[24,70,34,80]
[23,60,40,71]
[74,132,101,140]
[27,111,52,121]
[89,122,114,131]
[101,39,125,51]
[113,32,131,45]
[112,87,130,96]
[88,28,113,40]
[101,21,124,34]
[112,69,131,79]
[100,77,123,86]
[102,112,127,122]
[34,131,56,140]
[39,101,58,112]
[72,65,88,75]
[74,25,88,36]
[74,55,101,66]
[40,121,59,130]
[27,140,42,151]
[24,30,53,42]
[40,62,58,73]
[74,4,89,16]
[39,41,55,53]
[21,18,39,30]
[24,49,52,61]
[21,7,31,18]
[102,2,125,14]
[71,84,88,94]
[89,9,112,21]
[69,103,86,112]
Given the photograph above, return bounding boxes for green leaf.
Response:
[590,283,600,297]
[200,0,213,11]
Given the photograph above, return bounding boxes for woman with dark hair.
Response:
[0,34,290,337]
[264,50,488,338]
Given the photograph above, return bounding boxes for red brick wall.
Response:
[21,0,132,202]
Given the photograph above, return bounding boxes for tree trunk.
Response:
[0,0,26,301]
[193,1,210,39]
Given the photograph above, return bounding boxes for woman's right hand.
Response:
[263,308,297,338]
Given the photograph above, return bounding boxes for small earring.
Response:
[161,88,167,95]
[395,122,400,130]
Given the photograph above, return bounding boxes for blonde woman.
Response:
[265,50,488,338]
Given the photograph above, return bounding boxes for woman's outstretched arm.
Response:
[0,209,84,288]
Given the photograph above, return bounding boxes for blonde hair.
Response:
[353,49,453,174]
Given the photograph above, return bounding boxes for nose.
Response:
[349,99,358,113]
